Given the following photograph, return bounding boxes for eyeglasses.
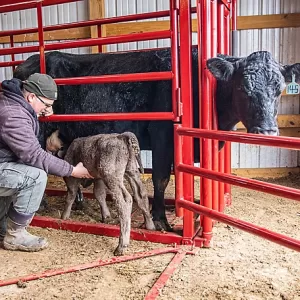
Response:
[36,95,53,108]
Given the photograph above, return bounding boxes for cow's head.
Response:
[46,129,66,158]
[207,51,300,135]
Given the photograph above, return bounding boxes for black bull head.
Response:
[207,51,300,135]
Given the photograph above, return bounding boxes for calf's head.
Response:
[207,51,300,135]
[46,129,66,157]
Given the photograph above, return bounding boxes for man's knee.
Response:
[26,167,47,187]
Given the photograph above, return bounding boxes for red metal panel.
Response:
[224,1,232,204]
[170,0,179,120]
[177,127,300,150]
[0,1,41,13]
[177,163,300,202]
[30,216,205,247]
[39,112,175,122]
[36,2,46,73]
[177,199,300,252]
[217,1,225,212]
[174,125,184,217]
[0,247,182,287]
[198,0,213,247]
[53,71,173,85]
[0,45,39,56]
[179,0,194,242]
[211,0,219,214]
[144,251,188,300]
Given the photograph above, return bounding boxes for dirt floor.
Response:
[0,174,300,300]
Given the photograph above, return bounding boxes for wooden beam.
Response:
[237,13,300,30]
[88,0,105,53]
[0,27,90,44]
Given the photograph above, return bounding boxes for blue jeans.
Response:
[0,162,47,223]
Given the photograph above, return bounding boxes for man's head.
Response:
[22,73,57,117]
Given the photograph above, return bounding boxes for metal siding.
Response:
[1,1,300,169]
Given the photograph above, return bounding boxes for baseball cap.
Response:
[23,73,58,101]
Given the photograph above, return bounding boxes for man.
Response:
[0,73,93,252]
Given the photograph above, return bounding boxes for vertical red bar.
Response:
[97,25,103,53]
[171,0,183,217]
[198,0,213,247]
[217,1,225,212]
[211,0,218,213]
[224,4,232,206]
[179,0,194,242]
[36,2,46,73]
[174,124,183,216]
[170,0,179,120]
[9,35,16,72]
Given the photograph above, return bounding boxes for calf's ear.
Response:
[281,63,300,82]
[206,57,235,81]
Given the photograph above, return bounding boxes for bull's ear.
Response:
[206,57,235,81]
[282,63,300,82]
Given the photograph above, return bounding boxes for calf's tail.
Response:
[122,132,144,174]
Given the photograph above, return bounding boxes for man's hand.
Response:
[71,162,94,179]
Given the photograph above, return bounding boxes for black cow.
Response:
[13,49,300,231]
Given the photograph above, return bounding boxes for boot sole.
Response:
[3,241,48,252]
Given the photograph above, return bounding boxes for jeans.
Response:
[0,162,47,216]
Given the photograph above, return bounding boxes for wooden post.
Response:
[88,0,106,53]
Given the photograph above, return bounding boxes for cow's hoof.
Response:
[154,219,173,232]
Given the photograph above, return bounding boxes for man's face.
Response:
[26,93,54,117]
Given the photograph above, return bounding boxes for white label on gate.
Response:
[286,74,300,95]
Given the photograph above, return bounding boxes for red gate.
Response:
[0,0,299,292]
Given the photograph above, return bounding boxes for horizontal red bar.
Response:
[45,30,171,51]
[177,199,300,252]
[39,112,175,122]
[44,187,176,206]
[30,216,187,245]
[177,163,300,201]
[0,45,39,56]
[54,71,173,85]
[0,246,179,287]
[177,127,300,150]
[0,0,80,9]
[0,60,24,67]
[145,251,187,300]
[0,1,41,13]
[0,10,170,38]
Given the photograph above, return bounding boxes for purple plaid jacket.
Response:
[0,78,72,177]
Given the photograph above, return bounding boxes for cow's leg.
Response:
[106,178,132,256]
[93,179,111,223]
[125,171,155,231]
[73,188,84,210]
[150,123,174,232]
[62,178,81,220]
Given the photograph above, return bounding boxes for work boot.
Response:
[3,208,48,252]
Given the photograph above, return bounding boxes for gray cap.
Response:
[23,73,58,101]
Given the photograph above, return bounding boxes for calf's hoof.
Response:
[113,245,127,256]
[102,216,112,224]
[145,219,156,231]
[61,211,71,220]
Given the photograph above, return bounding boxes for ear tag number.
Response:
[286,74,300,95]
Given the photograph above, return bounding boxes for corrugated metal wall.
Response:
[0,0,299,169]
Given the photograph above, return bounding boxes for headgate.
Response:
[0,0,299,294]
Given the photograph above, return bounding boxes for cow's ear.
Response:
[282,63,300,82]
[206,57,235,81]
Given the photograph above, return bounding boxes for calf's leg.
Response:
[62,178,81,220]
[93,179,111,223]
[106,178,132,256]
[125,171,155,231]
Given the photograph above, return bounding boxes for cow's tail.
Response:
[122,132,144,174]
